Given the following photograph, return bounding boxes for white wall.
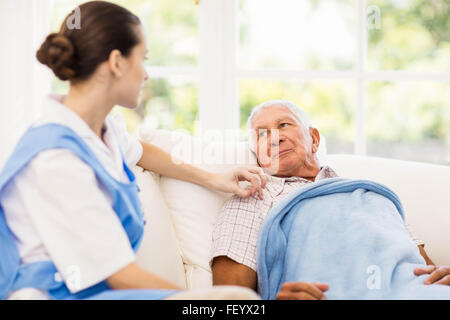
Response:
[0,0,52,169]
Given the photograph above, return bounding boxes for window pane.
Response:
[367,0,450,71]
[115,77,199,134]
[239,79,355,153]
[367,82,450,165]
[50,1,199,135]
[51,0,198,66]
[119,0,198,66]
[51,76,198,135]
[239,0,356,70]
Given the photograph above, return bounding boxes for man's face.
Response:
[251,105,318,177]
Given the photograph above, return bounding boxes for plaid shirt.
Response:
[211,166,424,272]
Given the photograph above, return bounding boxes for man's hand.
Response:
[414,265,450,285]
[276,282,329,300]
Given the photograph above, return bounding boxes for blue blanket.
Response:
[257,178,450,299]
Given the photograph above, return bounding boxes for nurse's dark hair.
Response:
[36,1,141,82]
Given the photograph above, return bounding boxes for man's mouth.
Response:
[277,149,292,157]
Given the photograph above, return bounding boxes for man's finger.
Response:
[281,282,326,300]
[424,267,450,285]
[435,275,450,285]
[312,282,329,292]
[276,291,317,300]
[414,265,437,276]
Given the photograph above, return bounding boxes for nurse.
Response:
[0,1,264,300]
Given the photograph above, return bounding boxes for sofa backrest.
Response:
[134,128,450,288]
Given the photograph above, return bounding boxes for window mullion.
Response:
[355,0,368,155]
[198,0,238,135]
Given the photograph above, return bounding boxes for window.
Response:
[365,0,450,164]
[239,0,356,71]
[366,82,450,163]
[48,0,449,165]
[50,0,199,134]
[237,0,450,165]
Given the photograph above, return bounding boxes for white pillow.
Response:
[137,127,327,288]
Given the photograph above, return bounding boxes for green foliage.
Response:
[368,0,450,70]
[366,82,450,143]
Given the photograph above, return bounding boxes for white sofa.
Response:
[132,128,450,290]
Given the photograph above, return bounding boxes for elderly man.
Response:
[211,100,449,300]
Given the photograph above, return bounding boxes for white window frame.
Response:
[199,0,450,156]
[0,0,52,168]
[4,0,449,169]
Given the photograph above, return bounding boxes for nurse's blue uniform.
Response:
[0,124,178,300]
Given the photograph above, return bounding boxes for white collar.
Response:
[39,94,117,158]
[42,94,107,139]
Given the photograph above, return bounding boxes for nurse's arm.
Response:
[137,141,212,188]
[106,262,181,290]
[137,141,266,198]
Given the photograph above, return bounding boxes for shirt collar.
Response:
[264,166,339,196]
[41,94,115,158]
[43,94,108,139]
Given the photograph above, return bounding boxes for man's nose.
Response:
[269,131,284,147]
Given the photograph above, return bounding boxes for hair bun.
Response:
[36,33,77,81]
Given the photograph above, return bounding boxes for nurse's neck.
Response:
[63,81,114,142]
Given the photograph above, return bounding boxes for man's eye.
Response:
[280,123,289,128]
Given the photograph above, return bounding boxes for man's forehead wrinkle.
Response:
[253,114,297,130]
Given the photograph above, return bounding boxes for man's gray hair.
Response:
[246,100,313,131]
[246,100,313,151]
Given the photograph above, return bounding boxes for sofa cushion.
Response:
[132,166,187,288]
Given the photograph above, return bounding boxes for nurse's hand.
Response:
[208,166,267,199]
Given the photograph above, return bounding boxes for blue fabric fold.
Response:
[257,178,450,300]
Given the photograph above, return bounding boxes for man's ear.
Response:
[310,128,320,154]
[108,49,125,78]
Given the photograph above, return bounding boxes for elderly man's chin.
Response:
[261,156,296,176]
